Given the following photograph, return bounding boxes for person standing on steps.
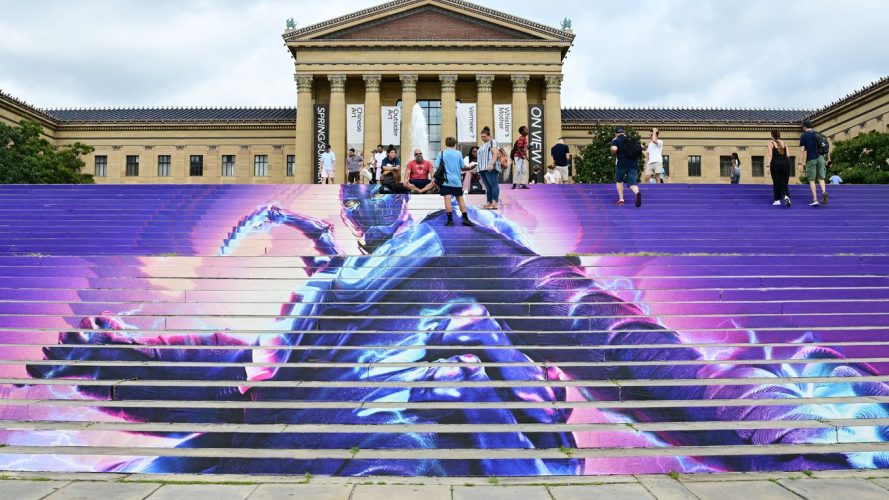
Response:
[346,148,363,185]
[371,144,386,185]
[319,144,336,185]
[767,130,792,207]
[610,127,642,207]
[550,137,572,183]
[800,120,829,207]
[643,128,665,184]
[512,126,530,190]
[730,152,742,184]
[435,137,474,227]
[478,126,501,210]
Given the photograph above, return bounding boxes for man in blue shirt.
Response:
[435,136,474,226]
[610,127,642,207]
[799,120,828,207]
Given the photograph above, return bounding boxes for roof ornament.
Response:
[560,18,572,31]
[285,18,297,31]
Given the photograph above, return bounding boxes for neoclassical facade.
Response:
[1,0,887,185]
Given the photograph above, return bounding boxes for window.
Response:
[254,155,269,177]
[222,155,236,177]
[719,156,733,177]
[94,156,107,177]
[189,155,203,177]
[286,155,295,177]
[687,155,701,177]
[751,156,765,177]
[157,155,171,177]
[662,155,670,177]
[125,155,139,177]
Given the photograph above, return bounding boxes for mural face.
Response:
[0,184,887,476]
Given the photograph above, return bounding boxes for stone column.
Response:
[362,75,382,157]
[476,74,495,140]
[439,75,458,144]
[399,74,418,158]
[544,74,563,155]
[294,74,315,184]
[328,74,347,184]
[511,74,530,144]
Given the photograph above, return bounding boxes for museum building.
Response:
[1,0,887,185]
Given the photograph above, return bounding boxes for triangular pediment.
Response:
[284,0,574,43]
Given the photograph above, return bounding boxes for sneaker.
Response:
[772,200,782,206]
[512,184,517,190]
[521,185,529,190]
[616,200,625,206]
[635,191,642,208]
[821,192,829,206]
[462,218,474,227]
[445,218,454,227]
[809,200,820,207]
[784,196,792,208]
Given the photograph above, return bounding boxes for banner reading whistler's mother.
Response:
[314,104,329,185]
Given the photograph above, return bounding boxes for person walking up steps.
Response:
[435,137,474,227]
[800,120,829,207]
[767,130,792,207]
[610,127,642,207]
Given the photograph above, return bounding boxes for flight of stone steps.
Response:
[0,183,888,477]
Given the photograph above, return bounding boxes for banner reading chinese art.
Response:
[381,106,401,146]
[346,104,364,151]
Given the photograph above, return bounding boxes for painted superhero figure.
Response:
[29,184,889,475]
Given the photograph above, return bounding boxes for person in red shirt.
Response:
[403,148,436,194]
[512,125,530,190]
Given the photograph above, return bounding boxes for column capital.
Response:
[399,74,419,92]
[294,74,314,92]
[439,74,459,92]
[476,74,496,92]
[510,74,530,92]
[544,74,563,93]
[362,74,382,92]
[328,75,347,92]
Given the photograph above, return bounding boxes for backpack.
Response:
[814,132,830,156]
[624,136,643,160]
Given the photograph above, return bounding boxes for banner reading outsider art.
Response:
[0,184,888,476]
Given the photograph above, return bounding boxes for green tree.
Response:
[573,124,644,184]
[828,130,889,184]
[0,119,95,184]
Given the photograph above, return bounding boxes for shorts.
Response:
[615,163,639,186]
[806,156,827,181]
[439,185,463,197]
[645,162,664,176]
[555,165,570,182]
[321,169,334,179]
[409,179,432,189]
[347,171,361,183]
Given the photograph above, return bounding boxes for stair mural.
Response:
[0,183,888,476]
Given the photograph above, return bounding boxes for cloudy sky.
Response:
[1,0,886,111]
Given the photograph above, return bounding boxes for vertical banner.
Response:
[381,106,401,147]
[346,104,364,152]
[314,104,329,185]
[456,103,477,144]
[528,105,545,173]
[494,104,512,144]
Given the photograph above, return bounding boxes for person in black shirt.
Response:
[610,127,642,207]
[550,138,571,182]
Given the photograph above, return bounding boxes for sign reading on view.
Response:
[528,105,544,172]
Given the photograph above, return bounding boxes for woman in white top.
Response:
[462,146,482,194]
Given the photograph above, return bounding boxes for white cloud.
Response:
[0,0,886,110]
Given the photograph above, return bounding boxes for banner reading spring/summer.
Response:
[456,102,476,144]
[494,104,512,144]
[381,106,401,146]
[346,104,364,152]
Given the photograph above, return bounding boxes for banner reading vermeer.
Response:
[456,103,476,143]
